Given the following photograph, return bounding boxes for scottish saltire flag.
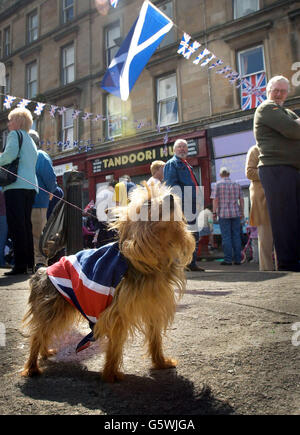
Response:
[241,72,266,111]
[208,59,223,69]
[110,0,119,8]
[177,33,191,56]
[47,242,128,352]
[101,1,173,101]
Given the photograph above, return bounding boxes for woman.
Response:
[0,108,38,275]
[245,144,276,271]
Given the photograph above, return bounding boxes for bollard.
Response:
[63,170,84,255]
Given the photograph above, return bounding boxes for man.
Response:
[95,180,117,248]
[30,130,57,272]
[211,167,244,265]
[164,138,204,271]
[254,75,300,272]
[147,160,165,185]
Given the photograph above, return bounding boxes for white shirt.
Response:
[197,208,213,231]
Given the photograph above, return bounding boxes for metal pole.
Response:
[63,170,84,255]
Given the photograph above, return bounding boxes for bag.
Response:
[0,130,23,186]
[39,198,67,259]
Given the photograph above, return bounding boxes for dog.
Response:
[22,182,195,382]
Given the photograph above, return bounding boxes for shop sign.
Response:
[53,162,74,177]
[92,140,199,174]
[92,144,174,174]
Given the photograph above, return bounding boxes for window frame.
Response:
[156,72,179,128]
[104,21,121,67]
[27,9,39,44]
[62,0,74,24]
[106,93,123,140]
[237,44,266,109]
[26,60,38,99]
[61,107,74,149]
[61,43,75,85]
[3,26,11,57]
[233,0,260,20]
[157,0,176,49]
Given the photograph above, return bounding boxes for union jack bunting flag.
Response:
[208,59,223,69]
[241,72,266,111]
[177,33,191,56]
[3,95,16,109]
[34,102,46,116]
[110,0,119,8]
[193,48,210,65]
[183,40,201,59]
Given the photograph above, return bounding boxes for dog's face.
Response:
[110,183,195,273]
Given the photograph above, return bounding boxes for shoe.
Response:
[220,261,232,266]
[234,262,241,265]
[34,263,46,273]
[186,265,205,272]
[4,268,28,276]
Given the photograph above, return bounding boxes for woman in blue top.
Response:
[0,108,38,275]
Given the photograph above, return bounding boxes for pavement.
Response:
[0,260,299,416]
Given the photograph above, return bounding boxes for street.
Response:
[0,261,299,415]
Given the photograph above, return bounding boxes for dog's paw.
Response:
[21,366,42,377]
[101,370,125,383]
[153,358,177,370]
[41,348,57,359]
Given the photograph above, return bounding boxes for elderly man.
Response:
[211,167,244,265]
[164,138,204,271]
[254,75,300,272]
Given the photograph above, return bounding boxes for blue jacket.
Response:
[0,130,38,193]
[164,155,200,226]
[33,150,57,208]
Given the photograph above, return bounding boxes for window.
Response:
[106,94,123,139]
[233,0,259,19]
[62,0,74,24]
[61,108,74,148]
[27,10,38,43]
[61,43,75,85]
[237,45,266,109]
[157,73,178,127]
[26,61,37,98]
[3,27,10,57]
[158,0,175,48]
[5,73,10,94]
[105,22,121,67]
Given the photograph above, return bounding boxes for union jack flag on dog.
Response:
[241,72,267,111]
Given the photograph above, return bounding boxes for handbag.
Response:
[0,130,23,187]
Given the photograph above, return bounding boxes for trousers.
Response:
[4,189,36,271]
[219,217,241,263]
[259,166,300,271]
[31,207,48,266]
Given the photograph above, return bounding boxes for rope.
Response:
[0,165,94,217]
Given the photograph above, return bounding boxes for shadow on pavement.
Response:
[186,271,287,283]
[19,363,234,415]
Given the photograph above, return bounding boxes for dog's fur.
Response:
[22,183,195,382]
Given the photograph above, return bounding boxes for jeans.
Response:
[219,217,241,263]
[0,215,8,266]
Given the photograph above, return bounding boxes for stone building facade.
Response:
[0,0,299,211]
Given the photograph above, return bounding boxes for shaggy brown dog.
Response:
[22,183,195,382]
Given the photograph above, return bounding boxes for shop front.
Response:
[87,130,211,205]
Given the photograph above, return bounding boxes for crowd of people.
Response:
[0,75,299,276]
